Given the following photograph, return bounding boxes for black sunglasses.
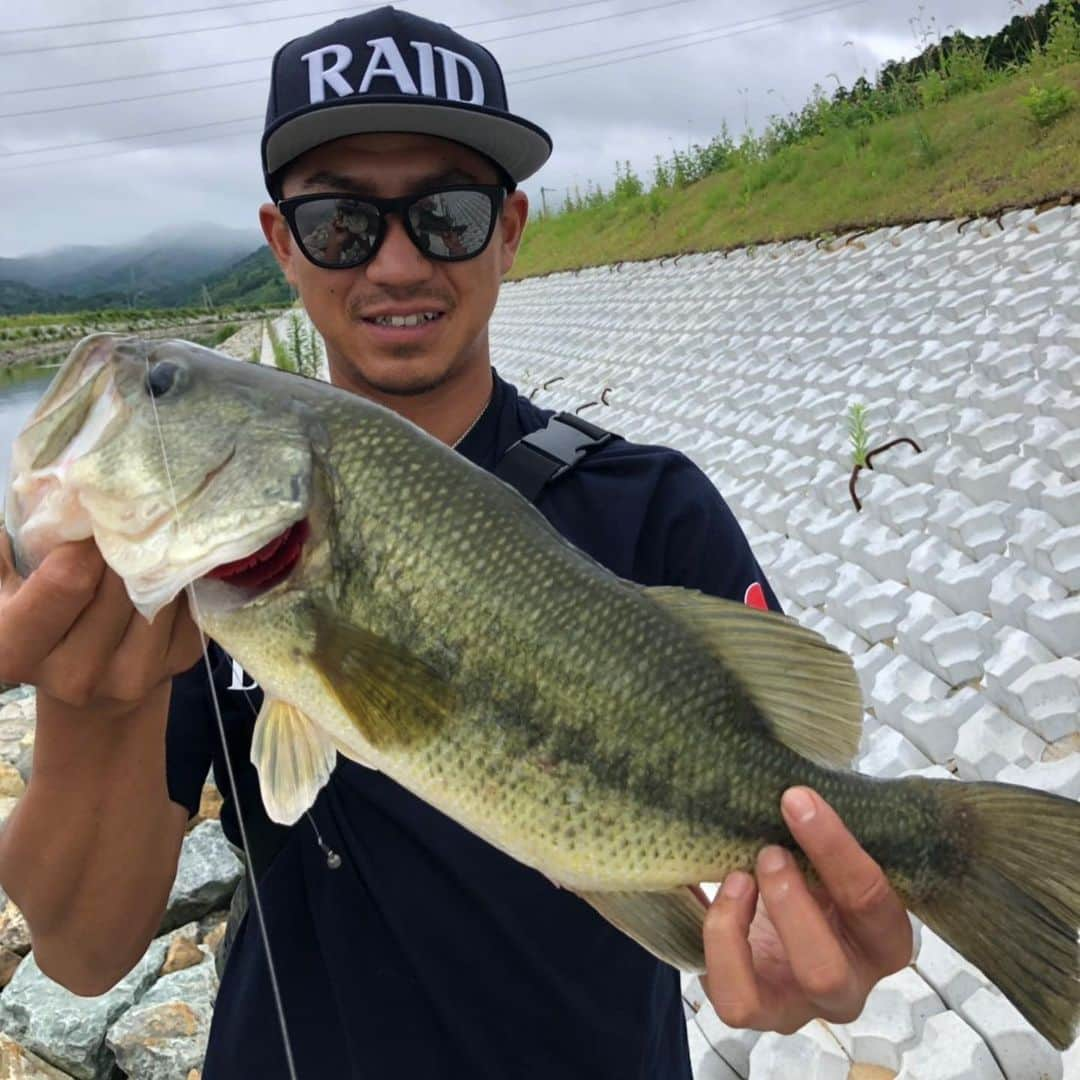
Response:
[277,184,505,270]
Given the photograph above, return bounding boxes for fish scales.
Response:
[208,384,947,894]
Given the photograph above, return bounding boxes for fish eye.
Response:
[145,362,180,399]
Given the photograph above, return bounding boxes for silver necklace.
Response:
[452,388,493,448]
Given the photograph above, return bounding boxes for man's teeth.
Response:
[371,312,441,327]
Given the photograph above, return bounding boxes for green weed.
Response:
[1022,79,1079,124]
[286,310,323,378]
[848,403,870,468]
[911,123,945,165]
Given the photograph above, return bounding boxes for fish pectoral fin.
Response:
[310,609,455,752]
[577,886,706,973]
[645,586,863,769]
[251,697,338,826]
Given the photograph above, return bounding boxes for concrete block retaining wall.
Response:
[487,206,1079,1080]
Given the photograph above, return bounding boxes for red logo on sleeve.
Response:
[743,582,768,610]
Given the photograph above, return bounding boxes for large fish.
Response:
[6,334,1079,1049]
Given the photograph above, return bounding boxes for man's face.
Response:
[260,132,528,399]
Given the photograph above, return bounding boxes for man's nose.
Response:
[364,214,434,286]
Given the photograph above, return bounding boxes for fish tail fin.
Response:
[912,780,1080,1050]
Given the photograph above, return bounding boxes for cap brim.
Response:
[263,98,552,189]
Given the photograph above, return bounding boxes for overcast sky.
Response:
[0,0,1021,258]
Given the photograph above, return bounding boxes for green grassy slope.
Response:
[512,61,1080,279]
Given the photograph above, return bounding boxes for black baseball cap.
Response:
[261,5,553,197]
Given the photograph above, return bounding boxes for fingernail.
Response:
[723,872,751,900]
[758,846,789,874]
[782,787,816,824]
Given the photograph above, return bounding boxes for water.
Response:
[0,371,51,493]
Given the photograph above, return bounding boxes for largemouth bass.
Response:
[6,334,1079,1049]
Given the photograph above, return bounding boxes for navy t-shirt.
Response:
[165,369,780,1080]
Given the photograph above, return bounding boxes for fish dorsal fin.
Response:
[310,609,456,753]
[645,586,863,769]
[577,887,707,973]
[251,698,338,825]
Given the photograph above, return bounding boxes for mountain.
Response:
[186,246,294,308]
[0,278,75,315]
[0,224,263,313]
[0,246,112,292]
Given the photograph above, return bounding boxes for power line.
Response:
[512,0,868,77]
[476,0,705,46]
[0,76,266,121]
[0,0,313,36]
[0,0,869,173]
[0,1,388,58]
[0,125,264,176]
[0,0,617,60]
[0,0,616,96]
[0,0,708,121]
[2,55,263,99]
[2,0,621,39]
[2,113,261,161]
[515,1,867,85]
[0,126,264,176]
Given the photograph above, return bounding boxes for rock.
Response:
[0,762,24,798]
[0,798,17,828]
[190,784,223,829]
[160,820,243,933]
[196,909,228,941]
[0,892,31,957]
[0,946,23,989]
[0,936,168,1080]
[0,694,35,771]
[161,937,204,977]
[106,953,217,1080]
[201,921,227,958]
[0,1034,73,1079]
[14,745,33,787]
[0,686,35,706]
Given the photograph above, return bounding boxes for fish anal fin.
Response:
[578,887,706,973]
[250,697,337,825]
[645,586,863,769]
[310,608,455,752]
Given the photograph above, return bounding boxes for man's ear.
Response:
[498,189,530,278]
[259,202,299,288]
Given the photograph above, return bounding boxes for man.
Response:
[0,7,913,1077]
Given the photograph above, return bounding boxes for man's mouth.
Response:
[362,311,444,328]
[204,519,309,591]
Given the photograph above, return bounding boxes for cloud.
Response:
[1,0,1021,256]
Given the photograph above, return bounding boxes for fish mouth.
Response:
[203,518,310,593]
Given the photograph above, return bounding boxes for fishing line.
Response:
[240,687,342,872]
[144,356,300,1080]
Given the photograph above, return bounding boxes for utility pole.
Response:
[540,186,555,218]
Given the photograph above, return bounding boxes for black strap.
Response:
[494,412,618,502]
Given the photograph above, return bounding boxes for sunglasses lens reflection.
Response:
[294,200,379,266]
[408,190,495,259]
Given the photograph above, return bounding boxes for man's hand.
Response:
[0,533,198,993]
[0,534,202,713]
[702,786,913,1034]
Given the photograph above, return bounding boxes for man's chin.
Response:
[335,350,455,398]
